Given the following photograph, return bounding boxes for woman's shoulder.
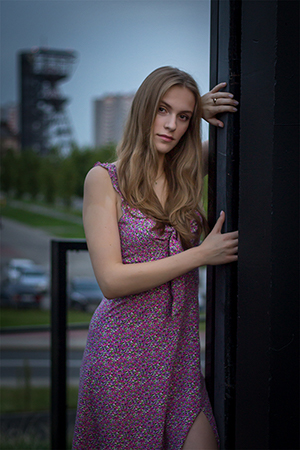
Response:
[86,161,117,179]
[84,164,113,193]
[84,162,122,199]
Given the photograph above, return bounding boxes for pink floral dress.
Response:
[72,163,219,449]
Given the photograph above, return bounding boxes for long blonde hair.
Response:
[117,66,208,249]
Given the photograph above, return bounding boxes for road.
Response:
[0,327,90,387]
[0,343,206,386]
[0,348,84,387]
[1,217,94,280]
[1,217,95,308]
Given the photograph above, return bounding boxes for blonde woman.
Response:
[73,67,238,450]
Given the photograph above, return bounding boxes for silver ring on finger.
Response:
[213,98,217,104]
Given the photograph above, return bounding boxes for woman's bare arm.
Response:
[83,166,238,299]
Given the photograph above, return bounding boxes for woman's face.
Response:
[152,85,195,156]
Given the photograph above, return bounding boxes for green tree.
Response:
[21,149,41,200]
[14,152,27,199]
[39,158,57,204]
[58,156,77,208]
[66,143,116,198]
[94,143,116,165]
[39,146,62,204]
[0,148,18,194]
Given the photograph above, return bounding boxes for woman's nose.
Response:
[165,114,176,130]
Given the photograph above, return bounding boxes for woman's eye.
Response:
[158,106,167,113]
[180,114,189,121]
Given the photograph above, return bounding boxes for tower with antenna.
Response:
[19,47,78,154]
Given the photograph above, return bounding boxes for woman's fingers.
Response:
[225,230,239,240]
[201,83,239,127]
[212,210,226,233]
[210,82,227,93]
[209,83,239,109]
[207,117,223,128]
[200,214,239,265]
[211,97,239,107]
[211,211,239,237]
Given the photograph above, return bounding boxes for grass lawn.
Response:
[20,197,83,217]
[199,318,206,332]
[1,205,85,239]
[0,308,94,328]
[0,384,76,449]
[1,307,206,331]
[0,385,78,414]
[0,433,51,450]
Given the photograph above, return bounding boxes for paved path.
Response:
[0,328,89,351]
[0,329,205,352]
[0,329,206,386]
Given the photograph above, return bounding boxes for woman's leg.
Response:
[182,411,218,450]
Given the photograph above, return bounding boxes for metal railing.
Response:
[51,239,87,450]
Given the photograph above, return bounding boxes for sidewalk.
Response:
[0,328,89,351]
[1,329,206,351]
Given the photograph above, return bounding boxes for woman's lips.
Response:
[158,134,174,142]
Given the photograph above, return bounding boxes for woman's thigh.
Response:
[182,411,218,450]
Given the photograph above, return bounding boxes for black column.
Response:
[236,1,299,448]
[206,1,241,448]
[207,0,299,448]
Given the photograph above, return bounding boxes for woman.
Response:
[73,66,238,449]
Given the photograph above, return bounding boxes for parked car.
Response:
[0,279,44,308]
[68,277,103,311]
[18,265,49,293]
[4,258,35,281]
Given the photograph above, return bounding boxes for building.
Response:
[94,94,134,148]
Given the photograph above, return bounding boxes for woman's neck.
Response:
[156,154,165,179]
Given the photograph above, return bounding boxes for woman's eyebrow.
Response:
[160,100,193,115]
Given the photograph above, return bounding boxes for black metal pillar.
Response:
[207,0,299,448]
[206,1,241,448]
[236,1,299,448]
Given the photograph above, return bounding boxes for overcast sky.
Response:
[1,0,211,146]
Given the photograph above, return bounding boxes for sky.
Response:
[1,0,211,147]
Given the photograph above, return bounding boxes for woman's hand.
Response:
[199,211,238,265]
[201,82,239,128]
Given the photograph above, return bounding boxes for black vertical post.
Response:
[51,241,68,450]
[206,1,241,448]
[207,0,299,448]
[205,0,218,403]
[235,1,299,448]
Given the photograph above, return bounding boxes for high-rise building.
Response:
[94,94,134,147]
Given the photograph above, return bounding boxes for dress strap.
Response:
[94,162,124,198]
